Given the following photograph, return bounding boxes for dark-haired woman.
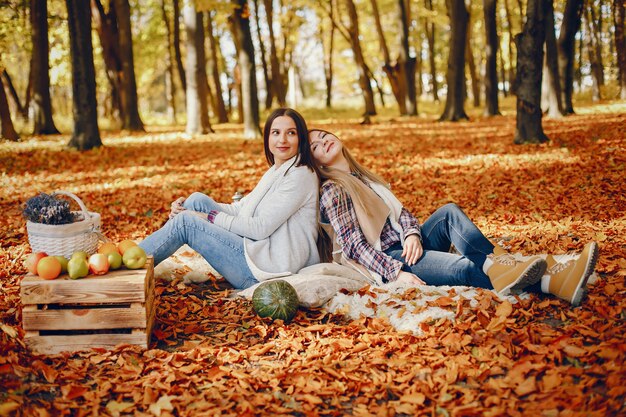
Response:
[139,108,320,289]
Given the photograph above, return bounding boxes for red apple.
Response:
[25,252,47,275]
[88,253,110,275]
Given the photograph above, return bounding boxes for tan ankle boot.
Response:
[546,242,599,307]
[487,254,547,295]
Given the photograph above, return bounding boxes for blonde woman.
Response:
[309,129,598,306]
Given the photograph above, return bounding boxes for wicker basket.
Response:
[26,191,103,258]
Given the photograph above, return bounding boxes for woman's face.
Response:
[309,130,343,167]
[268,116,300,167]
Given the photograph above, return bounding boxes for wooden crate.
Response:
[20,257,155,355]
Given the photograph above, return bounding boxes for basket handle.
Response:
[52,190,91,218]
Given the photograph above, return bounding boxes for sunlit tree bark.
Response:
[231,0,260,138]
[66,0,102,150]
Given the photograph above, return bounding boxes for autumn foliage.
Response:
[1,108,625,415]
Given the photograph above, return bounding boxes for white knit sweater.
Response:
[212,157,320,281]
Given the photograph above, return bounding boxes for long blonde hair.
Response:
[309,129,390,216]
[309,129,391,261]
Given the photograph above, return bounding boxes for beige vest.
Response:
[323,174,394,285]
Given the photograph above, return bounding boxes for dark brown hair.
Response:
[263,108,317,174]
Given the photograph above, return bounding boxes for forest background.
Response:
[1,0,626,415]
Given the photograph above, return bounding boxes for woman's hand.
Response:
[401,234,423,265]
[396,271,426,285]
[169,197,186,219]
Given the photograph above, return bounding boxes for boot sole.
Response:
[504,258,547,295]
[569,242,599,307]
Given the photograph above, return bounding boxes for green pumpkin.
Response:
[252,280,300,322]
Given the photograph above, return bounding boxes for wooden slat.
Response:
[22,305,147,331]
[25,333,148,355]
[21,258,153,305]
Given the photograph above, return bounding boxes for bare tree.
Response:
[615,0,626,98]
[66,0,102,150]
[30,0,59,134]
[230,0,260,138]
[424,0,439,101]
[161,0,177,124]
[440,0,469,121]
[251,0,273,109]
[206,11,229,123]
[172,0,186,92]
[183,4,213,135]
[0,74,20,141]
[483,0,500,115]
[514,0,548,144]
[557,0,584,114]
[541,0,564,118]
[583,1,604,101]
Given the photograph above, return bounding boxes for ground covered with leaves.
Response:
[1,106,625,416]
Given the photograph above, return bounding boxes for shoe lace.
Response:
[490,253,517,266]
[548,259,574,274]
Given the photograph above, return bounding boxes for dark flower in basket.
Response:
[22,193,78,225]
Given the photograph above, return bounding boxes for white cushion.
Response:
[238,263,370,308]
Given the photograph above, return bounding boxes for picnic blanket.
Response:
[154,245,597,335]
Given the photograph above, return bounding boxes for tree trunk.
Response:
[172,0,186,93]
[514,0,548,144]
[263,0,287,106]
[557,0,583,114]
[466,35,480,107]
[0,75,20,141]
[416,30,423,97]
[372,0,407,115]
[440,0,469,121]
[161,0,177,124]
[31,0,59,134]
[66,0,102,150]
[541,0,564,117]
[322,1,335,108]
[231,0,260,138]
[584,2,604,101]
[183,5,213,135]
[503,0,516,94]
[206,11,229,123]
[424,0,439,101]
[1,70,26,118]
[483,0,500,115]
[344,0,376,116]
[251,0,273,109]
[615,0,626,99]
[398,0,417,115]
[91,0,123,123]
[113,0,144,131]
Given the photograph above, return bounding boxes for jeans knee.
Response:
[183,192,206,209]
[439,202,461,218]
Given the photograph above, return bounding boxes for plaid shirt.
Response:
[320,180,421,282]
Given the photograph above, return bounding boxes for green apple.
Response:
[107,251,123,270]
[71,251,89,261]
[67,257,89,279]
[53,256,69,273]
[122,246,147,269]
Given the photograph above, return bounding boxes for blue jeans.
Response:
[385,203,494,288]
[139,192,259,289]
